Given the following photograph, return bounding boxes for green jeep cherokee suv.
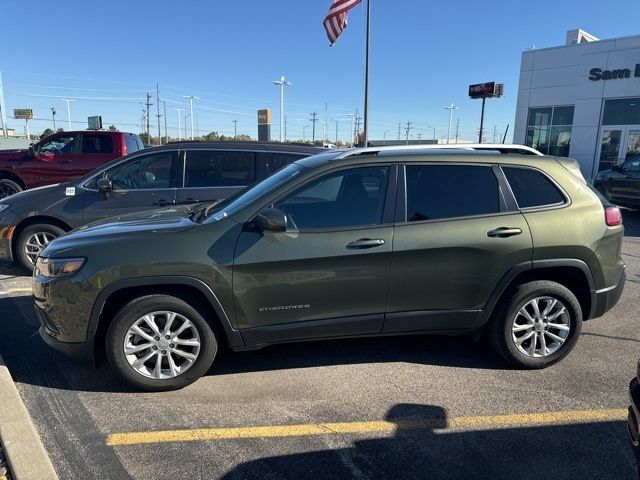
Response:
[33,146,626,391]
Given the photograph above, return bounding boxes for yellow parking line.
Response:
[106,408,627,447]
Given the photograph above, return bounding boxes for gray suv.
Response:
[0,142,321,271]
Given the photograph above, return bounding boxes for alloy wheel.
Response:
[123,311,201,380]
[511,296,571,358]
[24,232,56,265]
[0,180,21,199]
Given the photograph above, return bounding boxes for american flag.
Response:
[323,0,363,46]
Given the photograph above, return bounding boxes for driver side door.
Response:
[232,164,397,344]
[82,151,179,224]
[17,133,80,187]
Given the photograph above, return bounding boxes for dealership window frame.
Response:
[525,105,574,157]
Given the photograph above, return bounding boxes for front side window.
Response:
[87,153,174,190]
[405,165,500,222]
[38,135,77,155]
[623,157,640,172]
[503,167,565,209]
[185,151,255,188]
[81,134,114,154]
[276,166,389,230]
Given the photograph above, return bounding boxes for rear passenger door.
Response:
[78,133,119,174]
[175,150,256,205]
[384,163,533,333]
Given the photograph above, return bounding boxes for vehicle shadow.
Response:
[219,403,637,480]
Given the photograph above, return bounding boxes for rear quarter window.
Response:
[503,167,566,209]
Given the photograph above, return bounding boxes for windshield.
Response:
[204,163,306,222]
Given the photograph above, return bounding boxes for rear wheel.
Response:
[16,223,66,272]
[488,280,582,369]
[106,295,218,391]
[0,177,22,199]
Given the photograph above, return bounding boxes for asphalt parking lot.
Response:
[0,212,639,480]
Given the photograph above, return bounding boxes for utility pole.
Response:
[184,96,196,140]
[348,113,356,147]
[163,100,168,143]
[354,115,362,144]
[309,112,318,143]
[454,118,460,144]
[61,98,75,131]
[323,102,328,145]
[50,107,57,131]
[0,71,7,139]
[174,108,184,140]
[445,103,459,144]
[383,130,390,141]
[492,125,498,143]
[232,120,238,139]
[156,84,162,146]
[145,93,152,142]
[405,122,413,145]
[397,123,402,141]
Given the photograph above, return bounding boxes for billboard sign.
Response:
[469,82,496,99]
[88,115,103,130]
[13,109,33,120]
[257,109,271,125]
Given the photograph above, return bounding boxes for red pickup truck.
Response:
[0,131,144,199]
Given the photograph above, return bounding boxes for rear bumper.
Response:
[589,267,626,319]
[628,377,640,462]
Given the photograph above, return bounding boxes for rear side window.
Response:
[262,152,305,174]
[503,167,565,208]
[405,165,500,222]
[185,151,255,188]
[81,134,114,154]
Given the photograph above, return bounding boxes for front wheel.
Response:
[488,280,582,369]
[106,295,218,391]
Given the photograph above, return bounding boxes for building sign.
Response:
[13,109,33,119]
[257,109,271,125]
[589,64,640,81]
[468,82,504,99]
[88,115,103,130]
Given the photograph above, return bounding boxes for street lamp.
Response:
[273,76,291,143]
[60,98,75,130]
[445,103,459,144]
[184,96,197,140]
[174,108,184,140]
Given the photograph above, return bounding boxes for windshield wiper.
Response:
[189,200,221,223]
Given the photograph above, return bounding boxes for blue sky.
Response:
[2,0,639,142]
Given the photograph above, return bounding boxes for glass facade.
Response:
[526,106,574,157]
[603,98,640,125]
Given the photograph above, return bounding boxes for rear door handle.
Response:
[487,227,523,238]
[154,199,174,207]
[346,238,385,249]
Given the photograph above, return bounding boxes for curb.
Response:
[0,355,58,480]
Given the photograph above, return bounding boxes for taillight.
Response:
[605,206,622,226]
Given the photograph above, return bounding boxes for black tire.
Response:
[0,177,23,199]
[488,280,582,369]
[106,294,218,391]
[16,223,66,273]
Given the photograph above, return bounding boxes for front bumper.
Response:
[589,267,626,319]
[628,376,640,463]
[38,326,93,361]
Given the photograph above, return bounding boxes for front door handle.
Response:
[346,238,385,249]
[487,227,523,238]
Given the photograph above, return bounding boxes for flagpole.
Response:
[362,0,371,147]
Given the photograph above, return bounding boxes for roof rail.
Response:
[335,143,543,159]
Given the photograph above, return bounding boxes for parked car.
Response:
[594,155,640,209]
[33,145,625,391]
[0,142,322,271]
[629,361,640,466]
[0,130,144,199]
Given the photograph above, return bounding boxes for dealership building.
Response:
[514,29,640,179]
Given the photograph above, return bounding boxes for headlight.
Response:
[35,257,85,278]
[0,204,9,214]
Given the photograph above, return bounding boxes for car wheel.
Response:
[16,223,66,272]
[0,178,23,199]
[106,294,218,391]
[488,280,582,369]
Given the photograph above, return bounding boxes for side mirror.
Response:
[28,143,35,158]
[96,178,112,193]
[255,208,287,232]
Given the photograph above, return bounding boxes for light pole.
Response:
[50,107,56,131]
[232,120,238,139]
[445,103,459,144]
[272,76,291,142]
[60,98,75,130]
[174,108,184,140]
[184,96,197,140]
